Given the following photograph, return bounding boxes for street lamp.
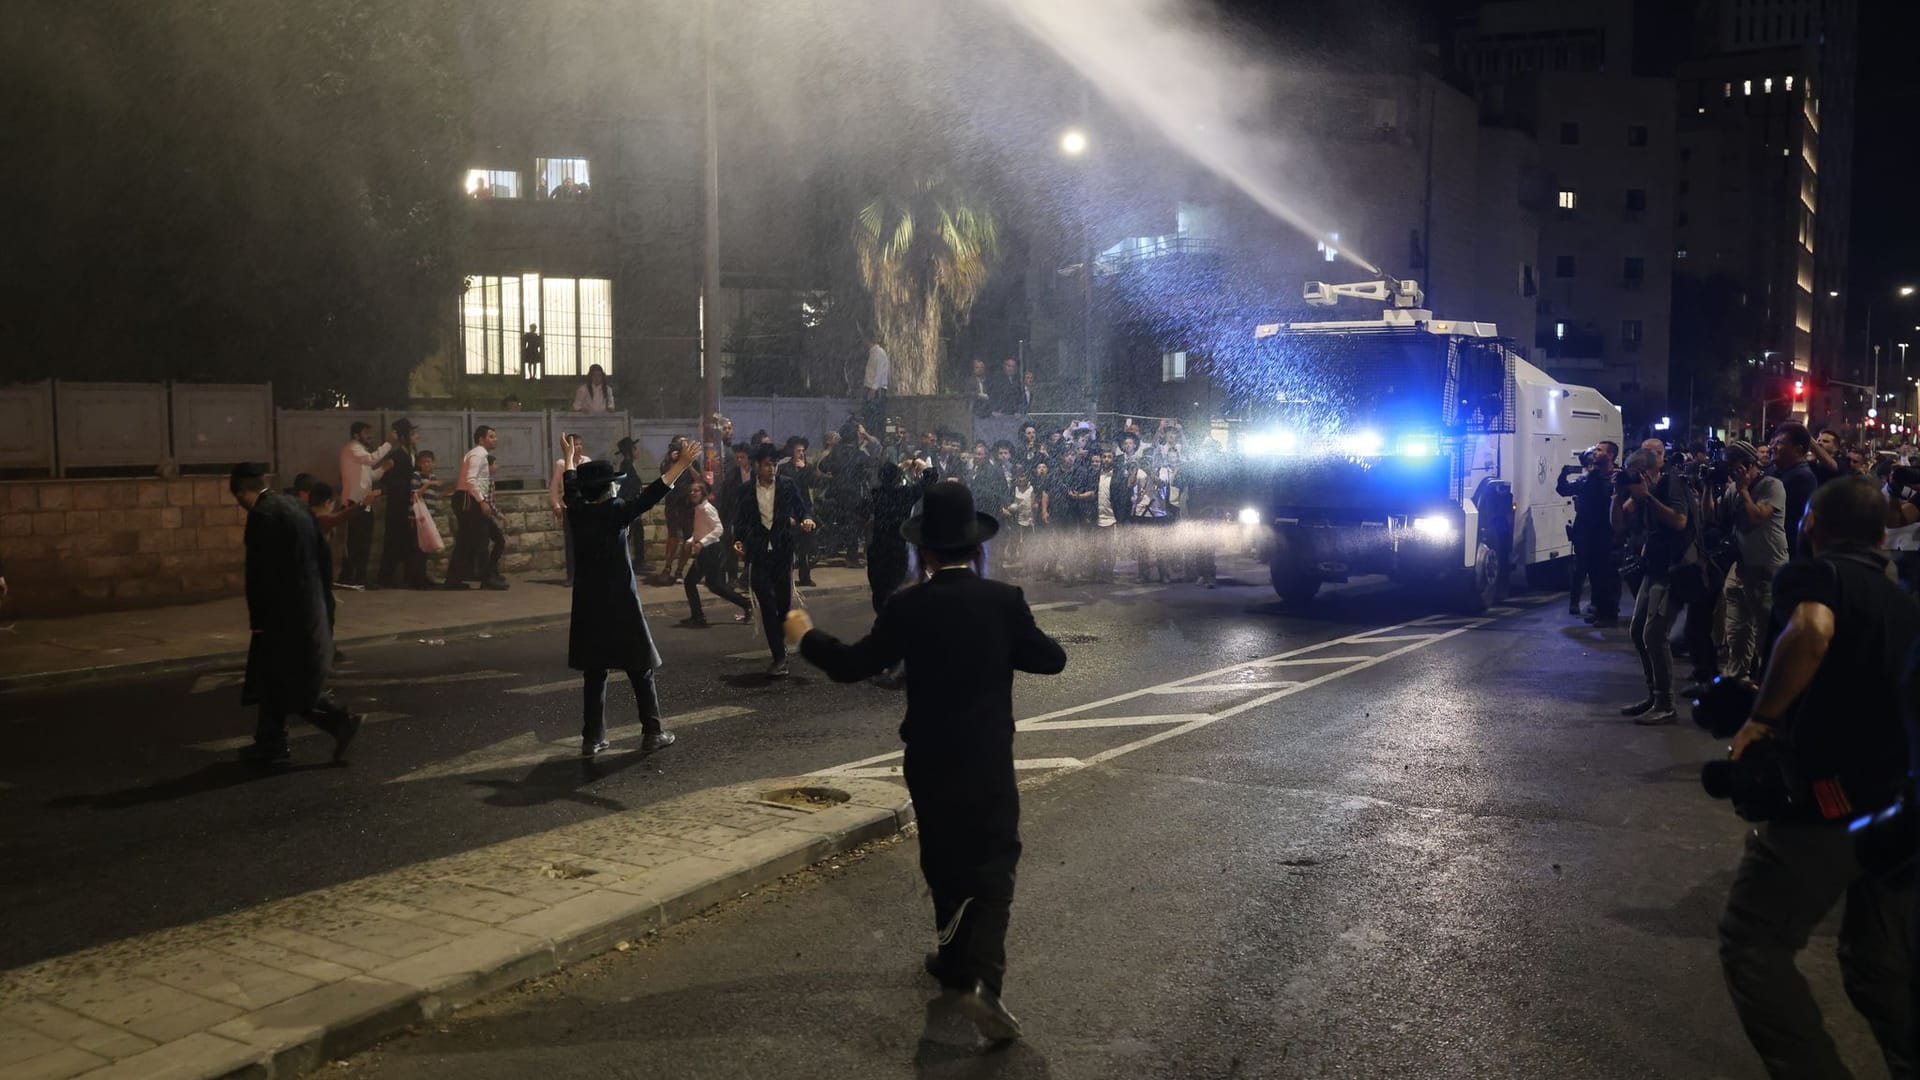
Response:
[1059,128,1089,157]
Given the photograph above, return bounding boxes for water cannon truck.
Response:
[1236,275,1622,610]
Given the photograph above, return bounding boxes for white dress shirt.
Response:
[691,499,725,548]
[572,383,615,413]
[864,344,890,391]
[458,445,492,501]
[339,439,392,505]
[1096,469,1117,527]
[549,454,590,511]
[756,480,777,529]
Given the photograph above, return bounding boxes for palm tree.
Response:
[853,177,1000,396]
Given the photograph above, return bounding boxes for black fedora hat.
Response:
[577,460,617,496]
[901,479,998,548]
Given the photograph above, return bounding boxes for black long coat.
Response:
[800,569,1066,755]
[240,492,333,714]
[564,472,672,672]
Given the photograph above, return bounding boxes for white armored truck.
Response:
[1238,276,1622,610]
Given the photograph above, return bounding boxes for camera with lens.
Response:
[1701,459,1732,488]
[1702,740,1811,823]
[1577,447,1598,468]
[1692,677,1812,823]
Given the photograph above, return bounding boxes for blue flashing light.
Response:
[1396,435,1437,458]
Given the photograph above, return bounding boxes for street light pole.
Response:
[700,0,723,449]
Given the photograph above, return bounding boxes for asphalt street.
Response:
[5,556,1291,968]
[315,577,1891,1080]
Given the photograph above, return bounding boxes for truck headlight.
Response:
[1411,516,1456,540]
[1241,429,1300,456]
[1396,435,1437,457]
[1237,507,1262,526]
[1336,430,1384,456]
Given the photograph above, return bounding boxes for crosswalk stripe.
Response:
[1145,681,1299,693]
[386,704,754,783]
[507,672,627,696]
[331,669,516,688]
[188,712,409,752]
[1018,713,1206,731]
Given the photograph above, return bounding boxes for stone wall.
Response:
[0,479,670,617]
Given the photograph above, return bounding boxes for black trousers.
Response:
[684,545,749,622]
[1719,822,1913,1078]
[341,506,374,585]
[255,694,351,751]
[581,667,661,745]
[376,504,426,587]
[1571,535,1620,618]
[906,749,1021,997]
[747,547,794,661]
[867,545,908,615]
[447,494,488,584]
[482,509,507,581]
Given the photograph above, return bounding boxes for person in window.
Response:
[521,324,544,380]
[573,364,615,413]
[970,360,993,419]
[471,177,493,200]
[991,357,1024,416]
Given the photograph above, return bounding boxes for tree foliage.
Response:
[2,0,468,406]
[853,177,1001,396]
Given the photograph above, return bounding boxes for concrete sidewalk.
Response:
[0,566,869,692]
[0,775,914,1080]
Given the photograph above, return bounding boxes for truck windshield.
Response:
[1246,332,1445,435]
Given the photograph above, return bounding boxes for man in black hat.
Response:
[374,419,430,589]
[229,463,364,765]
[560,437,703,756]
[785,479,1067,1042]
[732,443,816,677]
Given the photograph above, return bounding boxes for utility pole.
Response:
[700,0,723,449]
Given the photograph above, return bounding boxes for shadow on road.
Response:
[44,760,335,810]
[914,998,1054,1078]
[463,750,661,810]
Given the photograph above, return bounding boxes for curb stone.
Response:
[4,776,911,1080]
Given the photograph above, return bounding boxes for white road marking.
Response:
[331,669,516,688]
[189,672,247,695]
[1109,586,1164,597]
[1257,656,1378,667]
[1018,713,1208,731]
[817,610,1497,779]
[1014,757,1084,770]
[1027,601,1081,613]
[189,712,409,752]
[826,756,1082,780]
[387,704,754,783]
[728,650,769,661]
[507,672,628,696]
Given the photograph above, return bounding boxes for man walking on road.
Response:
[785,479,1067,1043]
[732,444,816,677]
[560,438,703,757]
[449,425,507,590]
[229,463,363,766]
[336,421,391,587]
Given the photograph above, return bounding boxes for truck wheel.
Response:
[1269,553,1320,605]
[1452,541,1506,613]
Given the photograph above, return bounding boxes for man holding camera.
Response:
[1719,476,1920,1078]
[1718,441,1788,683]
[1613,447,1698,724]
[1558,441,1620,625]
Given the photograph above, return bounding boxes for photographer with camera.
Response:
[1717,476,1920,1078]
[1613,447,1700,724]
[1717,441,1789,683]
[1558,441,1621,626]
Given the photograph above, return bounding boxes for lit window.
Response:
[534,157,592,200]
[1784,75,1794,91]
[1677,248,1689,259]
[1161,351,1188,383]
[1764,77,1773,93]
[465,169,522,199]
[1723,82,1733,99]
[462,274,612,377]
[1555,322,1567,341]
[1743,80,1753,96]
[1557,189,1578,210]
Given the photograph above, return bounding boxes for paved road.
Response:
[2,557,1306,968]
[323,583,1891,1079]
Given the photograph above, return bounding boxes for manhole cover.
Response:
[1053,633,1101,644]
[760,785,851,809]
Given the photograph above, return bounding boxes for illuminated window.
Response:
[1555,321,1567,340]
[465,169,522,199]
[1764,77,1774,93]
[1723,82,1733,99]
[1161,351,1188,383]
[462,274,612,377]
[1744,79,1753,96]
[1557,189,1578,210]
[534,157,592,200]
[1785,74,1794,91]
